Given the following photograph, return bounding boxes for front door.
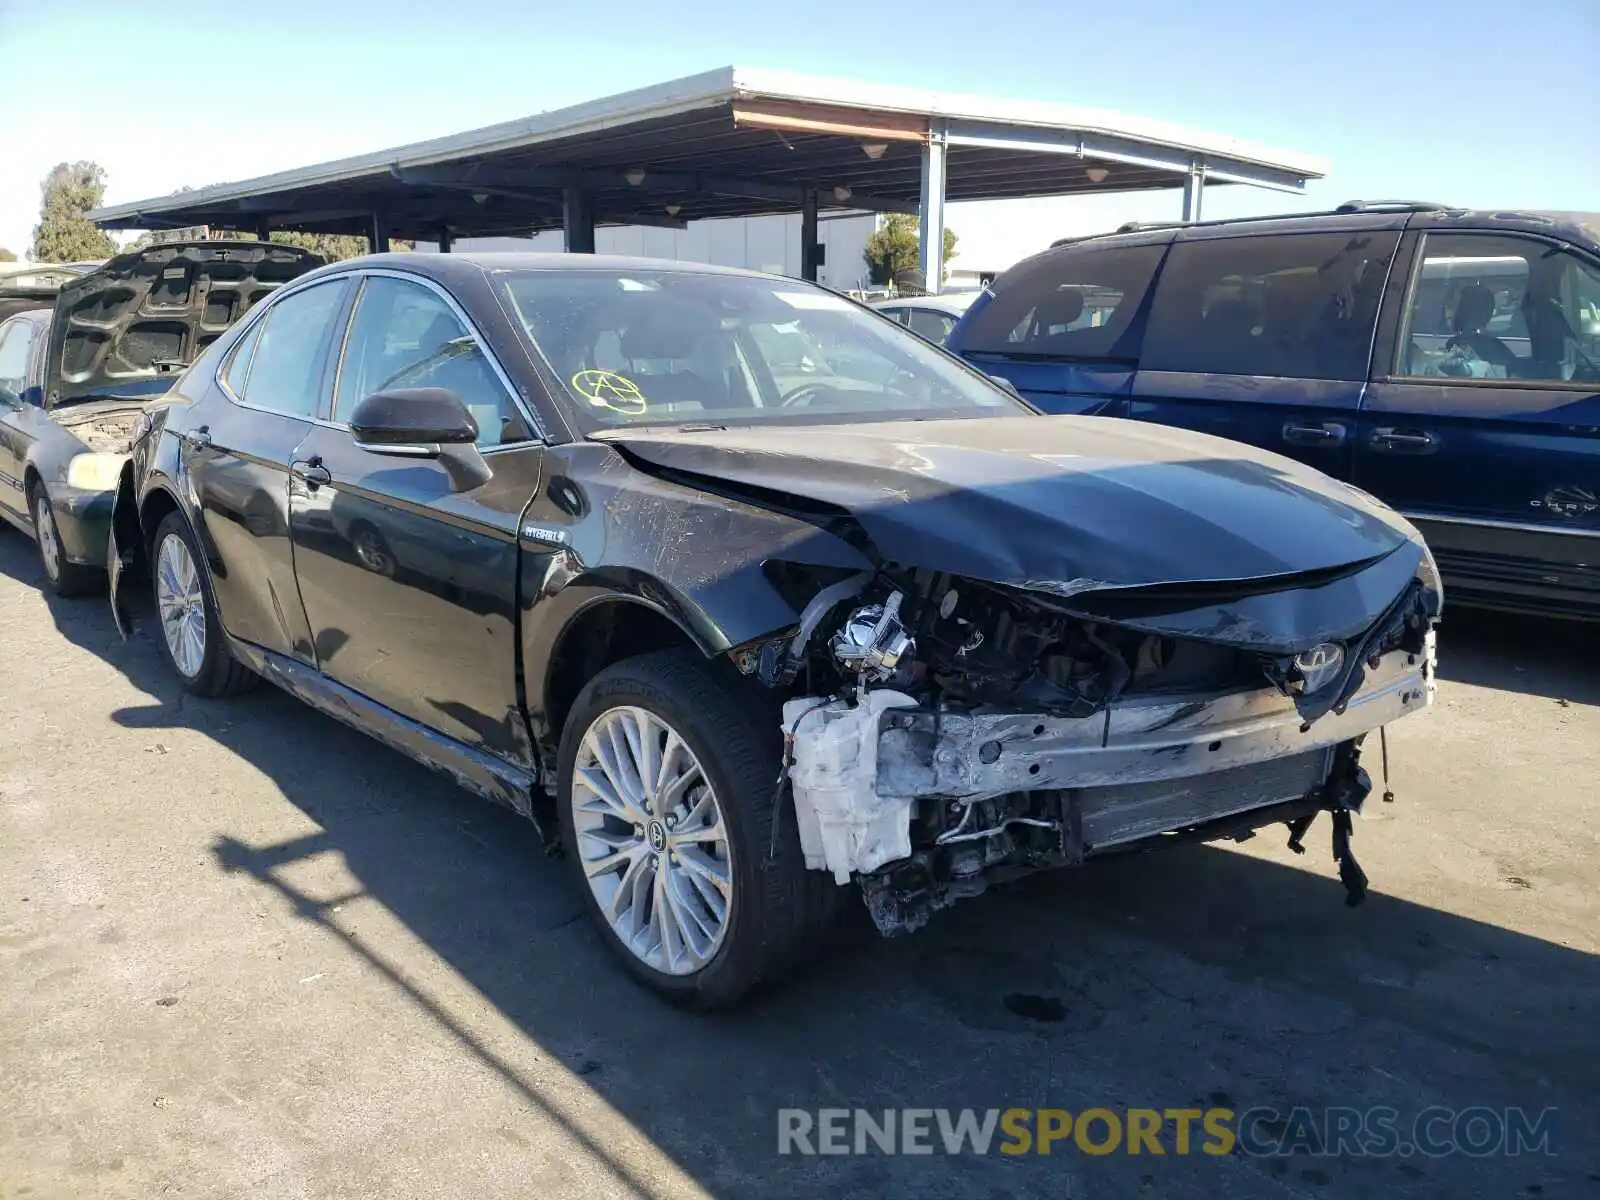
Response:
[287,272,538,765]
[183,277,350,660]
[1129,227,1403,481]
[1358,231,1600,613]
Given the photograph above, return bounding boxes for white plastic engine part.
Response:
[782,691,919,884]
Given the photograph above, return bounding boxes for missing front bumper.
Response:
[783,635,1434,930]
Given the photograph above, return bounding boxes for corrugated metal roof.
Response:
[89,67,1328,239]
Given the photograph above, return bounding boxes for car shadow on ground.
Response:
[5,530,1597,1200]
[1434,606,1600,706]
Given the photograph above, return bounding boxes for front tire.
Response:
[150,511,256,697]
[557,648,841,1009]
[30,483,100,598]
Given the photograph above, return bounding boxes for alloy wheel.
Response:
[155,532,207,679]
[571,705,734,975]
[32,491,60,583]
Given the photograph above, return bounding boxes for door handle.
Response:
[290,456,332,488]
[181,425,211,452]
[1369,427,1440,454]
[1282,421,1348,447]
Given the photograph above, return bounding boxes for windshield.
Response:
[494,268,1026,428]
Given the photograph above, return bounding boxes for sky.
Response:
[1,0,1596,269]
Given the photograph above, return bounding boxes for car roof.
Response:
[309,250,789,287]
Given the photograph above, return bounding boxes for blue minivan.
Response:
[949,202,1600,620]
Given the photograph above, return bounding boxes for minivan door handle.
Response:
[1369,427,1440,454]
[1282,421,1348,447]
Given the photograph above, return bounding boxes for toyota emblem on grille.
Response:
[1293,642,1345,693]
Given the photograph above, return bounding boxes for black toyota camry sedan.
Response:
[110,252,1440,1008]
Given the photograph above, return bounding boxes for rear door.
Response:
[1129,225,1402,479]
[950,239,1167,416]
[1358,229,1600,614]
[0,316,42,524]
[183,277,350,661]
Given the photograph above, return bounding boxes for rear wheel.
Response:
[557,648,842,1008]
[30,483,100,598]
[150,511,257,697]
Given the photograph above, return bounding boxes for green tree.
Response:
[862,213,958,290]
[31,162,118,263]
[0,248,16,262]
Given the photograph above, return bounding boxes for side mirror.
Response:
[349,387,492,493]
[350,387,479,447]
[988,374,1022,399]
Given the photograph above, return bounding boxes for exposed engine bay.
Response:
[735,563,1438,935]
[55,405,146,454]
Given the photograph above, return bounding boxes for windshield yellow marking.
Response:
[570,370,647,415]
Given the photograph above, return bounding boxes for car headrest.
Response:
[1453,283,1496,334]
[618,305,717,359]
[1038,287,1085,328]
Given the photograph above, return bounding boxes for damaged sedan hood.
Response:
[600,415,1429,652]
[600,415,1417,586]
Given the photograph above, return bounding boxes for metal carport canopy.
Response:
[89,66,1328,291]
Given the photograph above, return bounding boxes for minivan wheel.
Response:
[557,648,842,1008]
[150,512,257,697]
[30,484,99,598]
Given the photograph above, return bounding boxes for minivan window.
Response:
[955,242,1164,360]
[1397,233,1600,384]
[1141,231,1399,381]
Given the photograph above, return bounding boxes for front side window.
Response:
[334,276,523,446]
[1142,231,1400,381]
[1397,233,1600,384]
[954,242,1165,360]
[236,281,347,417]
[495,269,1022,429]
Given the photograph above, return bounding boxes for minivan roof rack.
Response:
[1057,201,1457,243]
[1334,200,1450,213]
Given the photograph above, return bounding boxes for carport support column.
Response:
[437,225,453,253]
[918,122,948,295]
[1182,163,1205,223]
[563,186,596,254]
[800,188,820,282]
[368,212,391,254]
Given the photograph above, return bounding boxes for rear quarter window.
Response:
[1141,230,1399,381]
[953,242,1165,360]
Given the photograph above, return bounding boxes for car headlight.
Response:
[65,452,129,492]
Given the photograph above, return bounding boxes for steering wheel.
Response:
[779,382,835,408]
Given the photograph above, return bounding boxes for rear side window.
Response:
[1141,231,1399,381]
[235,281,347,417]
[955,242,1165,360]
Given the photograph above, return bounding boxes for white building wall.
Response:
[424,211,877,291]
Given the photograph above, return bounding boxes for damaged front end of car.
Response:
[740,554,1438,936]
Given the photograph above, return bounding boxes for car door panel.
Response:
[1129,372,1361,477]
[179,394,318,658]
[287,427,537,765]
[1356,229,1600,614]
[0,318,39,523]
[1356,380,1600,611]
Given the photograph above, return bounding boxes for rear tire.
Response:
[557,648,843,1009]
[30,483,101,598]
[150,511,257,697]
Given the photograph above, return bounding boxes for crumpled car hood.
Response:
[597,415,1421,598]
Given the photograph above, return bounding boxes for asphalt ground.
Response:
[1,526,1596,1199]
